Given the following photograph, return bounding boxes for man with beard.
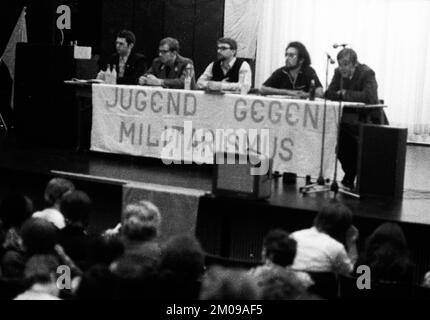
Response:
[138,37,195,89]
[260,41,323,99]
[197,37,252,93]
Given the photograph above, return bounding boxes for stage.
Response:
[1,134,430,282]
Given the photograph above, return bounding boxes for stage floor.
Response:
[1,135,430,226]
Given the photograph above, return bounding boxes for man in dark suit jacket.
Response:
[101,30,147,85]
[139,37,195,89]
[326,48,384,190]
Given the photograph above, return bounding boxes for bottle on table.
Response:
[309,79,316,101]
[105,64,112,84]
[184,64,193,90]
[111,65,117,85]
[239,69,248,95]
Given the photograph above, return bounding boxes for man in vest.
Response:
[197,37,252,93]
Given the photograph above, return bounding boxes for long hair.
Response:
[286,41,311,67]
[360,223,412,282]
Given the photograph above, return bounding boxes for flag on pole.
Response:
[0,6,28,80]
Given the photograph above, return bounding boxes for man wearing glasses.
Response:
[260,41,323,99]
[138,37,194,89]
[197,37,252,93]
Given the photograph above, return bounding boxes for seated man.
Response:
[290,201,358,277]
[260,41,323,99]
[98,30,147,85]
[325,48,382,189]
[139,37,195,89]
[197,37,252,93]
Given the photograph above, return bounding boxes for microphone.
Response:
[326,53,335,64]
[333,43,348,49]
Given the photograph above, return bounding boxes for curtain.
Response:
[224,0,263,58]
[254,0,430,143]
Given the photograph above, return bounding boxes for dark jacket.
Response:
[326,64,379,104]
[108,51,148,85]
[146,54,195,89]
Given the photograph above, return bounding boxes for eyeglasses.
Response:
[159,49,171,54]
[217,46,231,51]
[285,53,297,58]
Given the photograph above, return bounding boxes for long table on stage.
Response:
[65,81,386,180]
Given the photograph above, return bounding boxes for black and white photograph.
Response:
[1,0,430,309]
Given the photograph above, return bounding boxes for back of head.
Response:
[44,178,75,207]
[314,201,352,244]
[0,193,33,229]
[287,41,311,67]
[337,48,358,65]
[363,222,411,279]
[76,264,116,300]
[117,29,136,45]
[200,266,259,300]
[60,190,92,227]
[160,37,180,52]
[24,254,60,286]
[160,235,205,276]
[122,200,161,242]
[110,254,159,299]
[159,235,205,300]
[263,229,297,267]
[21,218,58,255]
[258,267,306,300]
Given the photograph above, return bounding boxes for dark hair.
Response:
[60,190,92,226]
[76,265,116,300]
[44,178,75,207]
[159,235,205,300]
[110,254,159,299]
[263,229,297,267]
[217,37,238,51]
[160,37,180,52]
[117,29,136,45]
[286,41,311,67]
[337,48,358,65]
[314,201,352,244]
[0,193,33,229]
[200,266,259,300]
[21,218,58,255]
[360,222,412,282]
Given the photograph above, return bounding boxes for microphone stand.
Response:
[299,54,333,194]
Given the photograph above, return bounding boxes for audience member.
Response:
[14,254,61,300]
[249,229,313,292]
[291,201,358,276]
[58,190,93,269]
[200,266,259,300]
[357,222,413,283]
[120,200,162,261]
[32,178,75,229]
[110,253,159,299]
[159,235,205,300]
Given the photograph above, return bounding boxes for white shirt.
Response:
[290,227,353,276]
[32,208,66,229]
[197,58,252,92]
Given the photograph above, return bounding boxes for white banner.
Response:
[92,84,350,178]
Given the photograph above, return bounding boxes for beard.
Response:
[285,60,299,71]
